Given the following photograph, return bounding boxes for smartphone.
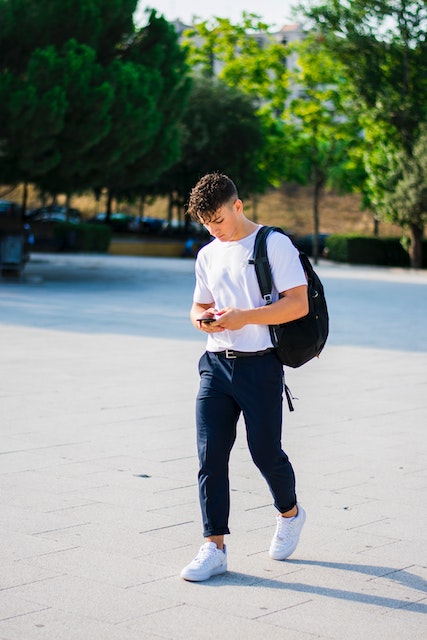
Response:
[197,317,216,323]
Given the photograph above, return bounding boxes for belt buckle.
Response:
[225,349,237,359]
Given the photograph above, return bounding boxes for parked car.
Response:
[88,212,136,232]
[295,233,330,257]
[25,205,81,223]
[0,199,22,215]
[130,216,166,234]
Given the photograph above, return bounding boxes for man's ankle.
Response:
[280,505,298,518]
[206,536,224,550]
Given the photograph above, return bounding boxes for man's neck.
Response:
[232,218,259,241]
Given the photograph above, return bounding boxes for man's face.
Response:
[200,198,243,242]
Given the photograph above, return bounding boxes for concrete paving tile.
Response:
[30,519,198,559]
[19,546,178,588]
[1,255,426,639]
[358,540,427,567]
[134,572,314,621]
[0,467,112,494]
[0,592,49,622]
[70,478,197,510]
[0,560,63,591]
[0,503,93,538]
[0,608,165,640]
[261,560,427,607]
[5,575,182,625]
[0,451,61,474]
[283,519,401,566]
[0,530,80,563]
[0,486,95,514]
[119,600,325,640]
[257,596,427,639]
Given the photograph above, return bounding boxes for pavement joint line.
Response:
[0,608,52,624]
[33,523,92,536]
[138,521,194,534]
[153,484,197,493]
[251,598,314,619]
[0,442,92,455]
[16,547,81,560]
[347,518,390,530]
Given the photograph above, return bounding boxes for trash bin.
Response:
[0,233,25,277]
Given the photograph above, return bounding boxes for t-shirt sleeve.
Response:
[267,232,307,293]
[193,251,214,304]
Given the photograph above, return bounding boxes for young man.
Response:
[181,172,308,582]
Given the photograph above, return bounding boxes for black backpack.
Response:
[251,225,329,369]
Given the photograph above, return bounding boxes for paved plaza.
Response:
[1,253,426,639]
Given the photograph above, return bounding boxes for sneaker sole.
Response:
[180,563,227,582]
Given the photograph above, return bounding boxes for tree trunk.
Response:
[21,182,28,219]
[65,193,71,221]
[167,193,173,224]
[409,222,423,269]
[312,175,323,265]
[138,196,145,217]
[106,190,113,221]
[373,216,379,237]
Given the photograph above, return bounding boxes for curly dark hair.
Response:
[187,172,238,222]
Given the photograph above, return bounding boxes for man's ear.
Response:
[234,198,243,214]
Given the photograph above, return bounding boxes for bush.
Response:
[31,220,112,252]
[325,235,427,268]
[326,235,409,267]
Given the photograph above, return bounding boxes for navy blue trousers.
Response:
[196,350,297,537]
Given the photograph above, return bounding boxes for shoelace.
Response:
[277,516,297,539]
[194,545,217,565]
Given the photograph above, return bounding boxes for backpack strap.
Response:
[249,225,286,347]
[250,226,295,411]
[250,226,286,305]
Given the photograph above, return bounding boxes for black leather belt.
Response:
[213,348,275,359]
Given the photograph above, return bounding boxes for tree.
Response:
[301,0,427,266]
[0,0,137,71]
[33,40,114,199]
[285,34,364,262]
[150,76,268,223]
[182,14,292,191]
[365,123,427,267]
[104,11,192,208]
[0,3,191,212]
[0,53,67,196]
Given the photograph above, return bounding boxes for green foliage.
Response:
[0,2,191,205]
[0,64,66,183]
[183,13,289,108]
[151,76,268,205]
[325,233,427,267]
[287,33,364,190]
[0,0,137,71]
[109,11,192,192]
[301,0,427,266]
[34,40,114,195]
[381,124,427,229]
[283,33,366,261]
[301,0,427,152]
[182,15,291,189]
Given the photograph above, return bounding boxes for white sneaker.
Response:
[180,542,227,582]
[269,505,306,560]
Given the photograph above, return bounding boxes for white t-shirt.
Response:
[193,225,307,352]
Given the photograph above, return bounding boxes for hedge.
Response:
[325,235,427,268]
[32,221,112,253]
